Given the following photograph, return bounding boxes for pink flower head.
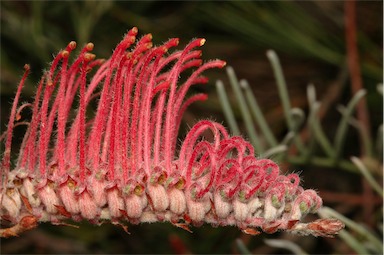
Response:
[0,27,343,237]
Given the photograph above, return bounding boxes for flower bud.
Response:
[107,187,124,218]
[168,188,186,215]
[38,183,60,214]
[2,188,22,217]
[186,193,210,223]
[89,174,107,207]
[78,190,99,220]
[125,194,145,218]
[147,184,169,211]
[59,182,80,215]
[213,191,232,219]
[21,178,41,207]
[233,199,249,222]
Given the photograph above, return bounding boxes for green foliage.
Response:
[199,1,381,80]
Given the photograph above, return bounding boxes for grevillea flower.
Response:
[0,27,344,238]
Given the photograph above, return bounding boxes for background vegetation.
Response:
[1,1,382,254]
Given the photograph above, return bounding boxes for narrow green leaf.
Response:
[266,50,305,153]
[235,239,252,255]
[333,90,366,162]
[216,80,240,136]
[240,79,278,147]
[351,156,383,197]
[226,67,263,152]
[306,85,334,157]
[264,239,308,255]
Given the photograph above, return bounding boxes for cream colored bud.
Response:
[168,188,186,215]
[186,195,210,222]
[125,195,144,218]
[2,188,22,217]
[233,199,249,222]
[147,184,169,211]
[265,198,285,221]
[22,178,41,207]
[264,197,279,221]
[289,202,302,220]
[107,188,124,218]
[39,184,60,214]
[214,191,232,218]
[89,177,107,207]
[247,197,262,216]
[59,184,80,214]
[78,191,99,220]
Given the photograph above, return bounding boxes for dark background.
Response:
[0,1,382,254]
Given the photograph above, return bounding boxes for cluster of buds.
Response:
[0,27,344,238]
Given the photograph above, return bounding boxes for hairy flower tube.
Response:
[0,27,344,238]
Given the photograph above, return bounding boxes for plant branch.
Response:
[345,0,372,157]
[345,0,375,228]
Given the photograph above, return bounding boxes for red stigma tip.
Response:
[84,53,96,62]
[61,50,70,58]
[86,43,94,51]
[68,41,77,50]
[23,64,30,71]
[130,27,138,35]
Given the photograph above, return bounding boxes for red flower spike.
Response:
[0,28,343,238]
